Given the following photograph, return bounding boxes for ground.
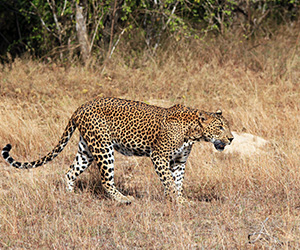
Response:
[0,23,299,248]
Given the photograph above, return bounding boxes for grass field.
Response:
[0,22,299,248]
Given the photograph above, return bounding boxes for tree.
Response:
[75,0,90,62]
[0,0,298,63]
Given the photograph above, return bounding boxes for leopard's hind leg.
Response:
[91,142,134,204]
[66,135,94,191]
[80,126,134,204]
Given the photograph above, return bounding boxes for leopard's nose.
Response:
[228,137,234,144]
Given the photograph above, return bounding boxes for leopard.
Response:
[2,97,234,204]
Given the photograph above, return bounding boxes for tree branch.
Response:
[107,0,118,59]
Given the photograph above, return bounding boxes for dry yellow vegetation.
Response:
[0,23,299,248]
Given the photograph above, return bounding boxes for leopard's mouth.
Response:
[213,140,226,152]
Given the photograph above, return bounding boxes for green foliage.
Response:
[0,0,298,62]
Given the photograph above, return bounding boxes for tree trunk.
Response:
[75,0,90,63]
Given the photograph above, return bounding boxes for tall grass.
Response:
[0,22,299,248]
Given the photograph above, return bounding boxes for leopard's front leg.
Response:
[169,142,193,204]
[150,150,177,201]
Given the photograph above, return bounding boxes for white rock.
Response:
[224,132,268,156]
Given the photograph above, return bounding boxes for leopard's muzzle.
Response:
[213,140,226,151]
[213,136,234,152]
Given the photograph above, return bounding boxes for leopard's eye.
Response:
[219,126,224,131]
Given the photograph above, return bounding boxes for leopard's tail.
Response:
[2,118,76,169]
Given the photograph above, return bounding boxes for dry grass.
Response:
[0,22,299,248]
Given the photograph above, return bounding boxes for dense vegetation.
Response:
[0,0,299,63]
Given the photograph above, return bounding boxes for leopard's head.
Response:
[199,110,234,151]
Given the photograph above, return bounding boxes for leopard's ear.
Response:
[216,110,222,115]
